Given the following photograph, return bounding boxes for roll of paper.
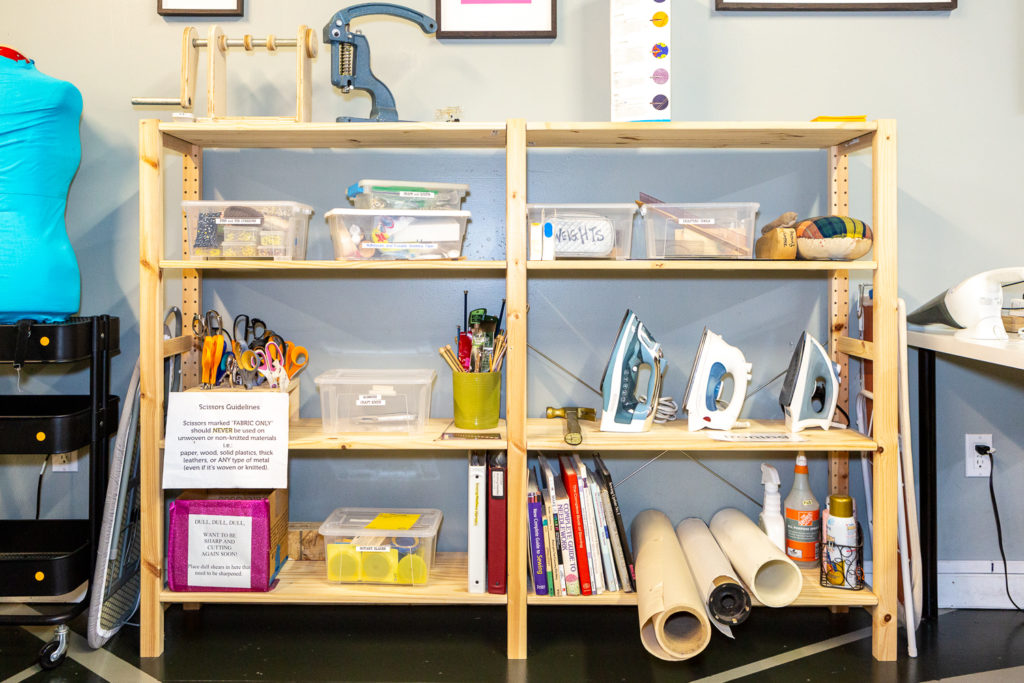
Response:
[675,517,751,635]
[709,508,803,608]
[631,509,712,661]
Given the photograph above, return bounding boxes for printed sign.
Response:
[187,514,253,589]
[163,392,289,489]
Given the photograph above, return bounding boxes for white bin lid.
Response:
[314,368,437,386]
[319,507,443,537]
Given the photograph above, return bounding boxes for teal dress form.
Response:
[0,54,82,323]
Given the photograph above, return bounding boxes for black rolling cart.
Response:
[0,315,119,669]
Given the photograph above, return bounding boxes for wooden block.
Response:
[287,522,324,561]
[755,227,796,259]
[182,602,202,611]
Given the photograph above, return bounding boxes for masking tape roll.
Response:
[675,517,751,627]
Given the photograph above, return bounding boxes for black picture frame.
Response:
[158,0,244,17]
[435,0,556,39]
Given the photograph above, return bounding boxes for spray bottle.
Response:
[784,454,820,566]
[758,464,785,551]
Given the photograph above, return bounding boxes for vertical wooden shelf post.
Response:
[505,119,528,659]
[139,119,166,657]
[870,119,899,661]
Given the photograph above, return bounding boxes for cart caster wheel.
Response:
[38,640,66,670]
[39,624,69,670]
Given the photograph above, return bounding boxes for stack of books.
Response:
[528,454,635,597]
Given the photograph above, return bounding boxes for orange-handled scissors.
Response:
[201,334,224,388]
[283,341,308,379]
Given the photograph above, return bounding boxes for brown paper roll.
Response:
[709,508,803,608]
[631,509,712,661]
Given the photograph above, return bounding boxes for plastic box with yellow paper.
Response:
[318,507,442,586]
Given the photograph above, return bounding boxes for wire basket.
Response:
[819,524,864,591]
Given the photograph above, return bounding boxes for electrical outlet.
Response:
[965,434,993,477]
[52,451,78,473]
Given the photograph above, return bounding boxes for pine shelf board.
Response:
[288,418,507,450]
[526,418,876,452]
[159,553,505,605]
[528,260,876,272]
[525,121,877,149]
[527,568,876,607]
[160,121,508,149]
[160,259,506,272]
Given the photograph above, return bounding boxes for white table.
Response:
[907,329,1024,619]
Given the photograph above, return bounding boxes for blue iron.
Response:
[600,310,665,433]
[683,328,752,431]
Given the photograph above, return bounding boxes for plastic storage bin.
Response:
[319,507,443,585]
[642,202,759,259]
[314,368,436,433]
[182,200,313,261]
[347,179,469,210]
[326,208,469,260]
[527,203,636,259]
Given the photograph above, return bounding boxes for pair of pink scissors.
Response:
[254,341,288,388]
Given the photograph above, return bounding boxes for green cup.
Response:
[452,371,501,429]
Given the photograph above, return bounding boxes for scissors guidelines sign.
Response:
[163,392,289,489]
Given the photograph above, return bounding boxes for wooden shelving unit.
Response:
[138,118,899,662]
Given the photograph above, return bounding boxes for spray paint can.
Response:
[784,454,820,566]
[824,494,860,587]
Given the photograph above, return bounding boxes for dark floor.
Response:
[3,605,1024,682]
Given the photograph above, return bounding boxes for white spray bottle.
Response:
[759,463,785,551]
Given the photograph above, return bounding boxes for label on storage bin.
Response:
[676,217,716,225]
[356,545,391,553]
[361,241,437,250]
[216,217,263,225]
[398,191,436,198]
[356,394,385,406]
[187,514,252,588]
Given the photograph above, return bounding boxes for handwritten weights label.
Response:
[163,392,289,489]
[187,514,252,589]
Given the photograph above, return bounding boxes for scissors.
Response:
[282,341,309,379]
[254,341,288,389]
[232,314,268,355]
[194,310,231,388]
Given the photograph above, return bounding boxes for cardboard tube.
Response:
[676,517,751,628]
[709,508,803,608]
[631,509,712,661]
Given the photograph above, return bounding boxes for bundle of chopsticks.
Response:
[439,333,507,373]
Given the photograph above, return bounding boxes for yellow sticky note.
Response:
[364,513,420,530]
[811,115,868,122]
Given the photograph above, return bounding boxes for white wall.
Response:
[2,1,1021,569]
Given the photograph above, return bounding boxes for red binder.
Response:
[558,455,592,596]
[487,452,507,594]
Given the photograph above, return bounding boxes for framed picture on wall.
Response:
[436,0,556,39]
[716,1,956,9]
[157,0,244,16]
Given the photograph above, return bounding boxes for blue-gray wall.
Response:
[2,1,1021,572]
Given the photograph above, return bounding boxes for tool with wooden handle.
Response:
[545,406,596,446]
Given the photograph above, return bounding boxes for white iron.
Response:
[779,331,841,432]
[683,328,752,431]
[600,309,665,433]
